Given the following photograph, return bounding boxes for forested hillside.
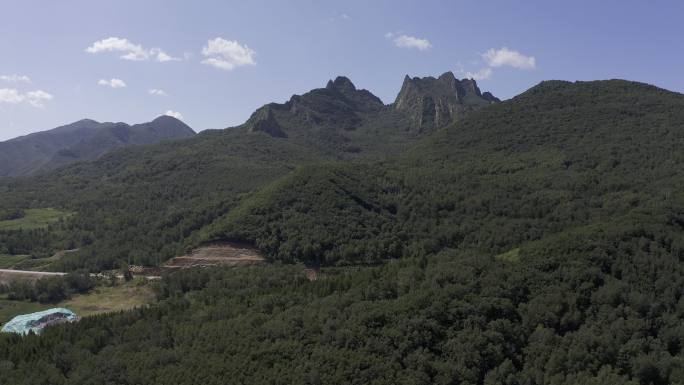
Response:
[204,80,684,266]
[0,73,495,271]
[1,77,683,384]
[1,217,682,384]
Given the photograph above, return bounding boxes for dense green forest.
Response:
[0,215,682,383]
[0,73,494,271]
[1,78,684,383]
[0,130,321,270]
[0,272,95,304]
[0,77,429,271]
[204,80,684,266]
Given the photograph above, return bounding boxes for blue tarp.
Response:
[1,308,78,335]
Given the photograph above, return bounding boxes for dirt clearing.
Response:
[165,243,266,268]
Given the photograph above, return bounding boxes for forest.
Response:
[0,79,683,384]
[0,215,682,384]
[0,272,95,304]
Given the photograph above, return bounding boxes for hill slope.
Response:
[243,72,497,156]
[1,79,683,384]
[0,73,496,270]
[0,115,195,176]
[205,79,684,265]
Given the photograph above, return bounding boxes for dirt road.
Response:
[0,269,66,284]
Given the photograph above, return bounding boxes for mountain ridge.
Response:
[0,116,195,177]
[245,72,497,139]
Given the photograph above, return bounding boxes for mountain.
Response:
[394,71,500,132]
[244,72,496,155]
[0,115,195,177]
[0,72,496,270]
[2,77,684,384]
[246,76,384,137]
[204,79,684,265]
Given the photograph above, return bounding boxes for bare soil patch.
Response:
[166,243,265,268]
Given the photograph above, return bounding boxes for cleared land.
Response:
[0,280,155,324]
[0,254,31,269]
[1,244,261,326]
[63,282,155,316]
[0,208,72,231]
[165,243,265,268]
[0,249,77,272]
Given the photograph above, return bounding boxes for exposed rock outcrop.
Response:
[246,76,385,138]
[393,71,498,132]
[246,105,288,138]
[245,72,499,139]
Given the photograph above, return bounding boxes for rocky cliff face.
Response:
[246,76,384,137]
[246,104,288,138]
[393,72,499,132]
[246,72,499,139]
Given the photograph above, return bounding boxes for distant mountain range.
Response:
[1,72,495,177]
[0,115,195,177]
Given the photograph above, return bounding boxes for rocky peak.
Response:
[245,104,287,138]
[481,92,501,103]
[325,76,384,112]
[246,76,386,138]
[326,76,357,93]
[394,71,498,132]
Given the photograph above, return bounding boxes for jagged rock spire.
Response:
[394,71,499,132]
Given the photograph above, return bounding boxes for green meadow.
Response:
[0,208,72,231]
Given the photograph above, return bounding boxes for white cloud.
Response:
[149,88,167,96]
[86,37,179,62]
[98,78,127,88]
[340,13,350,19]
[0,88,23,104]
[0,88,53,107]
[201,37,256,71]
[387,33,432,51]
[25,90,53,107]
[152,49,179,62]
[164,110,183,120]
[0,74,31,83]
[465,67,493,81]
[482,47,536,70]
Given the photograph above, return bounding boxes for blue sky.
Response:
[1,0,683,140]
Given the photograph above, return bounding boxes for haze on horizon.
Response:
[1,0,683,141]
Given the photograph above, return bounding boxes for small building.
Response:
[1,308,79,335]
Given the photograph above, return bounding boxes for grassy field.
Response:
[495,248,521,263]
[0,297,46,324]
[0,251,71,271]
[0,208,73,231]
[0,279,155,325]
[0,254,31,269]
[64,281,155,316]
